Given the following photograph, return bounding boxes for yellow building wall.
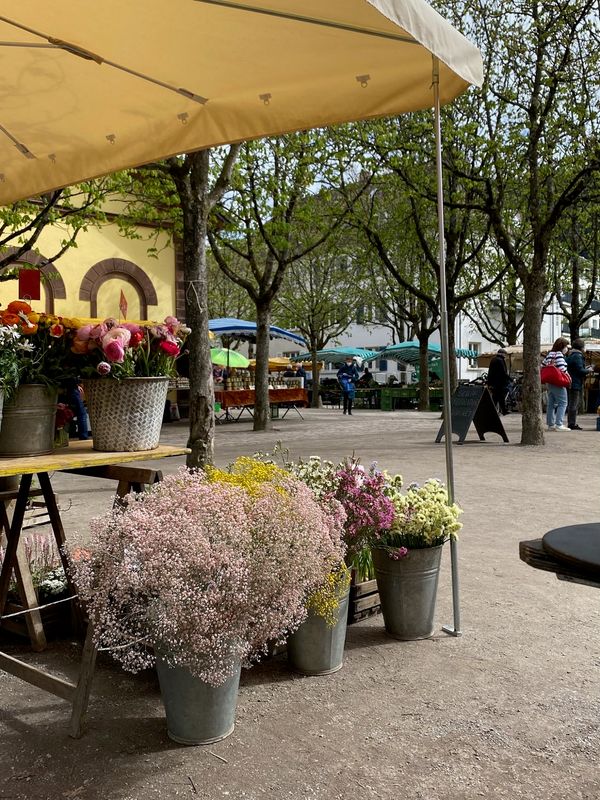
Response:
[0,221,175,322]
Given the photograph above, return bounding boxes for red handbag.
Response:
[540,364,571,387]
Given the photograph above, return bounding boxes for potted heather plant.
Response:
[72,459,344,745]
[371,479,462,640]
[72,316,190,452]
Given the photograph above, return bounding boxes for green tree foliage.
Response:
[209,131,366,430]
[0,181,113,281]
[275,234,365,407]
[434,0,600,443]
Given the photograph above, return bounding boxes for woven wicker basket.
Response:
[84,377,169,452]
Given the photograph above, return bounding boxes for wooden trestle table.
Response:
[214,387,308,422]
[0,440,189,737]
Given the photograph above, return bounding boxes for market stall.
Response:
[214,387,309,422]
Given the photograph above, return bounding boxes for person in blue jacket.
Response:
[566,338,593,429]
[337,357,359,415]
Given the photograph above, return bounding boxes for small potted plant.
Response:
[370,479,462,640]
[72,459,344,745]
[72,316,190,451]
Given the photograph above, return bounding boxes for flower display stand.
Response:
[3,595,75,640]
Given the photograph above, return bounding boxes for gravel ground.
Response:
[1,408,599,800]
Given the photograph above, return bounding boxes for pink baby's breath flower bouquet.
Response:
[72,458,345,744]
[72,315,190,452]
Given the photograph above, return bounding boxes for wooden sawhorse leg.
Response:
[0,465,163,737]
[0,485,47,651]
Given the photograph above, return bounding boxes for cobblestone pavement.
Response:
[1,409,599,799]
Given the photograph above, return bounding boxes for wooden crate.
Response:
[22,499,51,529]
[348,577,381,624]
[2,597,75,640]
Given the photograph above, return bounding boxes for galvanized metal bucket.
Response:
[0,384,58,457]
[287,589,350,675]
[156,658,241,746]
[372,545,443,640]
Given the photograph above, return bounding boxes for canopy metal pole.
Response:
[432,57,461,637]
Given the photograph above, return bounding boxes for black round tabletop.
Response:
[542,523,600,571]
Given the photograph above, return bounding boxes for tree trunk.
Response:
[569,243,580,340]
[253,301,272,431]
[311,346,321,408]
[506,302,519,346]
[446,309,458,393]
[180,171,215,468]
[417,333,430,411]
[520,271,546,445]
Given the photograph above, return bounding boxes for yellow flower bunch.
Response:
[306,562,351,626]
[205,456,290,497]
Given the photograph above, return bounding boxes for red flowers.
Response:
[129,330,145,347]
[50,323,65,338]
[159,340,180,357]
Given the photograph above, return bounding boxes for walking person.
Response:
[542,337,571,431]
[566,338,593,430]
[337,357,359,415]
[487,347,511,415]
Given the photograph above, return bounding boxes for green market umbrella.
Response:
[210,348,250,369]
[292,347,379,364]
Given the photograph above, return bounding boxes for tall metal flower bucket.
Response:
[372,545,443,640]
[156,659,241,745]
[84,377,169,452]
[0,384,58,456]
[287,589,350,675]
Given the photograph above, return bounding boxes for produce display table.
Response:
[380,386,444,411]
[353,388,381,409]
[380,386,417,410]
[214,388,308,422]
[0,441,189,737]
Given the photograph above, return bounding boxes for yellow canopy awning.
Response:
[0,0,482,204]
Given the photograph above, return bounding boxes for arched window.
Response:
[79,258,158,319]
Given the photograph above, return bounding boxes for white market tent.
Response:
[0,0,483,633]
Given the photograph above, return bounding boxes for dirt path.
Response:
[1,409,599,799]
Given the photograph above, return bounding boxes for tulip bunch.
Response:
[73,316,190,378]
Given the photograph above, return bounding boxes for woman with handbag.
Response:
[541,337,571,431]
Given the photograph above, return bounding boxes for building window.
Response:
[379,359,388,372]
[468,341,481,369]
